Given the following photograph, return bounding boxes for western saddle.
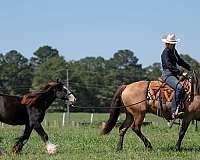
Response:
[147,75,193,111]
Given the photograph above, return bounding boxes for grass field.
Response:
[0,113,200,160]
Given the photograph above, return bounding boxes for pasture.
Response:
[0,113,200,160]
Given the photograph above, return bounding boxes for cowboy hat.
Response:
[161,34,180,44]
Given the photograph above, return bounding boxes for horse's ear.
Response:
[56,79,60,83]
[192,70,196,80]
[192,70,197,79]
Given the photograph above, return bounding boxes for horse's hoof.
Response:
[12,144,22,154]
[116,146,123,152]
[145,142,153,150]
[116,149,123,152]
[146,146,153,150]
[175,146,181,152]
[46,143,57,155]
[12,142,24,154]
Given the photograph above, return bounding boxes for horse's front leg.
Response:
[12,124,33,154]
[28,107,57,155]
[175,113,193,151]
[34,123,57,155]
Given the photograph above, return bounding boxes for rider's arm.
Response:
[175,50,191,71]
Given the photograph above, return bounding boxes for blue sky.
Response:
[0,0,200,66]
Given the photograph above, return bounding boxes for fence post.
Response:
[62,112,66,127]
[66,69,70,124]
[90,113,94,124]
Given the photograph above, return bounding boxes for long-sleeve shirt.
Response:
[161,48,191,77]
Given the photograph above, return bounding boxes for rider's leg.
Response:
[165,76,183,116]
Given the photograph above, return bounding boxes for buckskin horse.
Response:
[0,80,76,155]
[101,71,200,151]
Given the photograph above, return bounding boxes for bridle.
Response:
[63,86,73,97]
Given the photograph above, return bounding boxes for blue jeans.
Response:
[165,76,183,113]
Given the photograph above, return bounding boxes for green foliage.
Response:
[0,50,33,95]
[67,49,145,112]
[67,57,107,112]
[32,56,67,89]
[107,49,145,83]
[30,45,59,67]
[180,54,200,73]
[144,62,161,80]
[30,45,68,90]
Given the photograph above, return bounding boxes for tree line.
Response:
[0,46,199,112]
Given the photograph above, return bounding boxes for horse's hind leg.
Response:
[117,110,133,151]
[12,124,33,154]
[131,113,152,149]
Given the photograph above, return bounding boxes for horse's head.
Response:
[53,80,76,105]
[192,70,200,95]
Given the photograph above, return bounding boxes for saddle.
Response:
[147,76,192,105]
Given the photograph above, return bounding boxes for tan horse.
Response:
[101,71,200,151]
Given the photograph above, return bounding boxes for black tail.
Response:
[101,85,126,135]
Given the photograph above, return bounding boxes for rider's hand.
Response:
[182,72,187,77]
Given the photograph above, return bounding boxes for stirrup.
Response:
[169,111,184,128]
[177,112,184,117]
[172,111,184,119]
[168,112,176,128]
[175,105,184,117]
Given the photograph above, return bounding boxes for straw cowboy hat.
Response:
[161,34,180,44]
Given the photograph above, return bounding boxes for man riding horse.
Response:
[102,34,200,151]
[161,33,191,119]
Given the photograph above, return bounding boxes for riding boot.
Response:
[173,85,185,118]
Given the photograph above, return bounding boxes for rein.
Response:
[63,86,74,97]
[72,81,151,109]
[70,99,147,109]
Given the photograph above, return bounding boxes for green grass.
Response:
[0,113,200,159]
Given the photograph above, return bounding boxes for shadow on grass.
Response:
[159,145,200,152]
